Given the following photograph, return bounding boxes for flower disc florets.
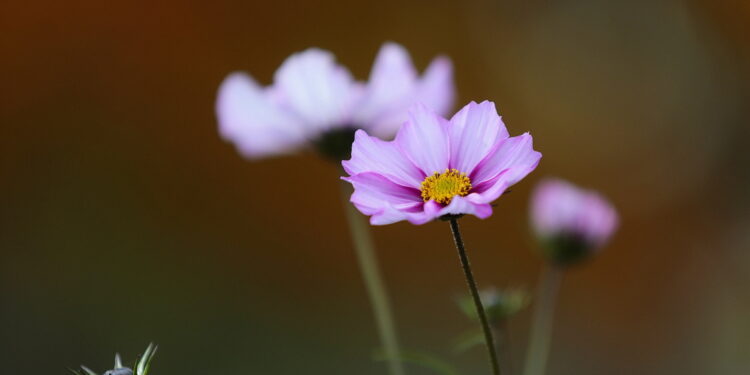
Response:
[420,169,472,204]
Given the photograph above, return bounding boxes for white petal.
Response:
[416,56,455,118]
[360,46,456,139]
[216,72,306,158]
[353,42,418,131]
[273,48,357,131]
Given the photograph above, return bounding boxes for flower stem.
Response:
[523,264,563,375]
[340,182,405,375]
[448,218,502,375]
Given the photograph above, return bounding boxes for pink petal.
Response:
[368,206,409,225]
[396,103,451,175]
[580,193,619,247]
[471,133,542,186]
[371,200,438,226]
[470,172,514,204]
[401,196,493,225]
[345,172,422,216]
[216,72,307,158]
[342,129,425,188]
[530,179,618,248]
[449,101,509,174]
[401,202,439,225]
[368,204,421,225]
[273,48,357,131]
[437,195,493,219]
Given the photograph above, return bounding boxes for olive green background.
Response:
[2,0,749,374]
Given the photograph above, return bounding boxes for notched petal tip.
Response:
[284,47,336,64]
[424,55,453,76]
[216,71,257,108]
[219,71,255,86]
[418,56,455,117]
[476,99,496,107]
[377,41,410,59]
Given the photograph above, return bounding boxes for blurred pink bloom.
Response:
[530,179,618,253]
[343,101,542,225]
[216,42,454,159]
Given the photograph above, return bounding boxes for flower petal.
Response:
[352,43,418,131]
[416,56,455,119]
[578,193,619,247]
[368,206,411,225]
[273,48,357,131]
[345,172,422,216]
[343,129,424,188]
[531,179,618,248]
[364,203,421,225]
[472,133,541,184]
[216,72,307,158]
[396,103,451,175]
[399,201,439,225]
[437,195,493,219]
[470,133,542,202]
[366,54,456,138]
[449,101,508,174]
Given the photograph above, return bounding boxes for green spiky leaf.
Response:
[135,343,158,375]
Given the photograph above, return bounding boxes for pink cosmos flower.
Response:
[342,101,542,225]
[216,42,454,160]
[530,178,618,260]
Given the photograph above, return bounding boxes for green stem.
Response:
[448,218,502,375]
[523,264,563,375]
[340,182,405,375]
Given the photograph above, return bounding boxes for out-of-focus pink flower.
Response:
[530,179,618,263]
[342,101,541,225]
[216,42,454,160]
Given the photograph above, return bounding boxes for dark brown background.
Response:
[2,0,749,374]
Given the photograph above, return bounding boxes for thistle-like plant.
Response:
[68,343,157,375]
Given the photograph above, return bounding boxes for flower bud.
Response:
[530,178,618,265]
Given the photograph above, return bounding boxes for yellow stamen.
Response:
[420,169,472,204]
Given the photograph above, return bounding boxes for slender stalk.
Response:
[448,218,502,375]
[523,264,563,375]
[493,319,514,375]
[340,182,405,375]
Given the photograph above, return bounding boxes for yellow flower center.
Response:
[420,169,472,204]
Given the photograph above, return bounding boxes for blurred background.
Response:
[2,0,749,374]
